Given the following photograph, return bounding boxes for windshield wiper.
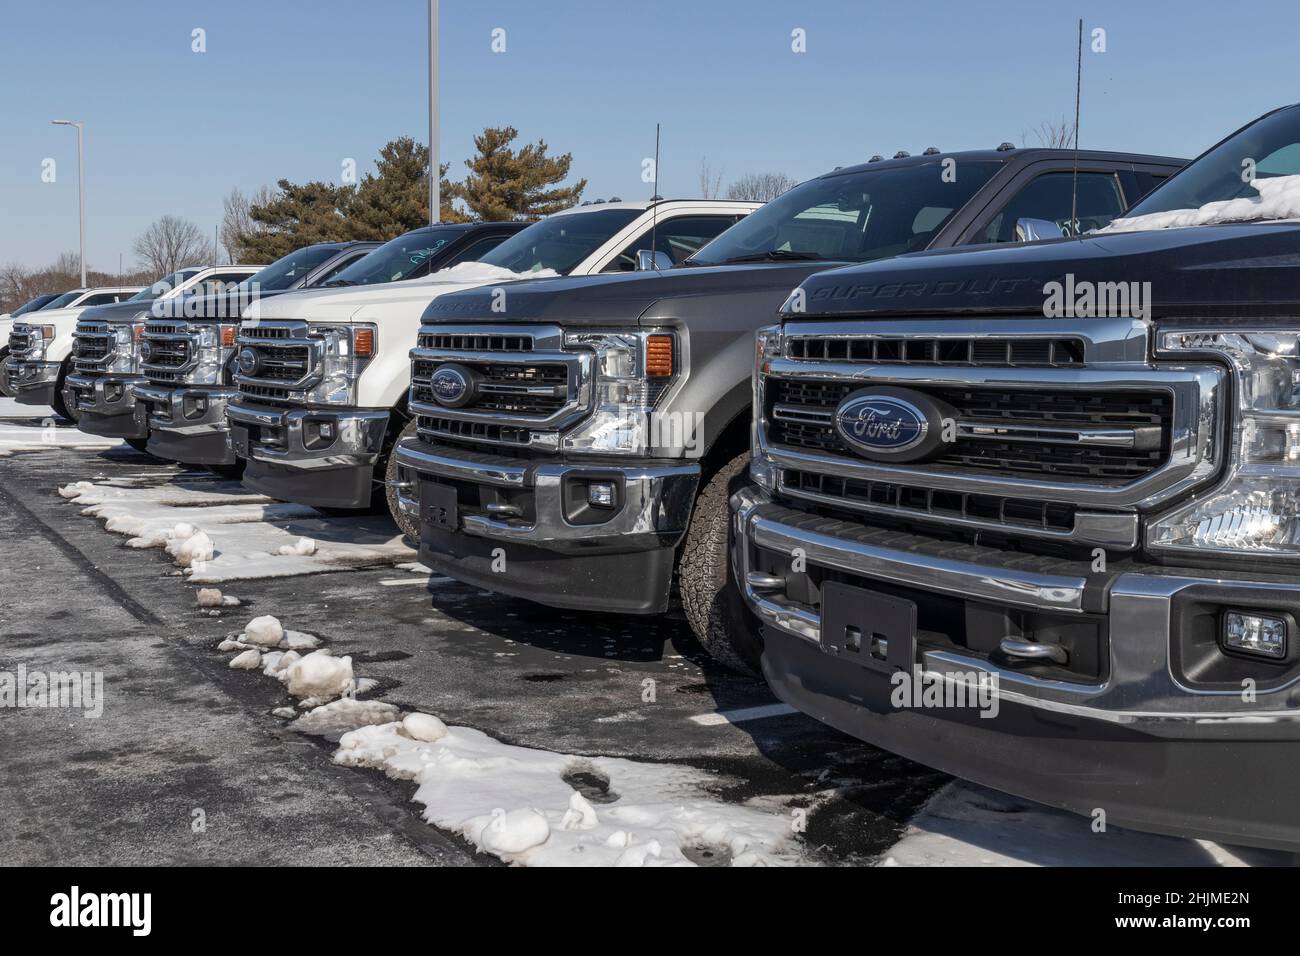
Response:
[322,279,356,287]
[717,250,829,264]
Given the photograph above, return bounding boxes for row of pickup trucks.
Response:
[9,102,1300,849]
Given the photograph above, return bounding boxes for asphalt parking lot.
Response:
[2,406,1286,866]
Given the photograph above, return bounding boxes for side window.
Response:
[195,271,257,296]
[1132,171,1170,203]
[981,171,1127,242]
[602,215,742,273]
[80,292,130,306]
[442,235,512,268]
[312,253,368,285]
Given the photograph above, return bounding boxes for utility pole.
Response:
[428,0,439,225]
[52,120,86,285]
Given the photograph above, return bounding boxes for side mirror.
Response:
[1014,218,1067,242]
[636,250,674,272]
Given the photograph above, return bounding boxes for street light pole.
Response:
[428,0,439,225]
[52,120,86,286]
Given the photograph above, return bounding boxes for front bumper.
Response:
[227,401,389,508]
[2,359,60,405]
[135,383,237,465]
[67,373,148,438]
[732,484,1300,850]
[396,438,700,614]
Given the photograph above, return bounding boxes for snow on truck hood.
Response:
[244,262,561,324]
[1102,173,1300,233]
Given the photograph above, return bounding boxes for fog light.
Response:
[319,422,335,441]
[588,482,615,508]
[1222,610,1287,659]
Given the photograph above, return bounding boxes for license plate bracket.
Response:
[230,424,250,459]
[820,581,917,673]
[420,479,459,532]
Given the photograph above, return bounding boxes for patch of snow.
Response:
[285,651,354,700]
[0,416,117,458]
[229,649,262,670]
[281,631,320,651]
[197,588,240,607]
[878,782,1247,867]
[242,615,285,647]
[1101,174,1300,233]
[415,261,560,286]
[401,712,448,742]
[331,720,807,866]
[170,529,213,568]
[57,476,414,582]
[293,698,402,737]
[271,707,296,719]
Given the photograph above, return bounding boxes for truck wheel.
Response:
[679,452,764,676]
[53,365,80,423]
[384,418,420,542]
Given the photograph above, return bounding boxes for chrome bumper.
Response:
[394,438,699,551]
[2,359,60,403]
[135,383,236,434]
[67,373,148,437]
[227,401,389,468]
[731,484,1300,738]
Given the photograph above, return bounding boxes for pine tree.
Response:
[457,127,586,220]
[239,180,355,261]
[347,137,467,238]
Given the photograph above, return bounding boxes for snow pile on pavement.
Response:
[332,721,806,866]
[57,476,414,582]
[878,782,1249,867]
[197,588,240,608]
[1101,173,1300,233]
[212,610,809,866]
[0,414,117,458]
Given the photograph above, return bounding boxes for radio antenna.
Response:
[650,123,661,268]
[1070,17,1082,236]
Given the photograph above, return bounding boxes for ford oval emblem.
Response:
[835,393,929,456]
[138,341,153,362]
[430,365,471,407]
[236,347,260,378]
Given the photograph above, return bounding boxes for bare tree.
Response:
[220,185,277,263]
[698,157,724,199]
[133,215,214,275]
[1023,117,1077,149]
[726,172,797,203]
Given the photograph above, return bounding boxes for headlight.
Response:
[1150,329,1300,560]
[106,316,147,374]
[194,323,240,386]
[749,325,783,493]
[28,324,55,359]
[560,329,679,455]
[302,323,377,405]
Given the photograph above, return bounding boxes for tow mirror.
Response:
[1014,218,1067,242]
[636,250,674,272]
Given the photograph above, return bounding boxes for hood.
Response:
[792,223,1300,321]
[421,261,846,327]
[147,287,292,323]
[76,298,156,324]
[10,304,102,327]
[246,263,559,324]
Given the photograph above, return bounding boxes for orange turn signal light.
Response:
[220,325,237,347]
[646,334,674,377]
[353,328,375,358]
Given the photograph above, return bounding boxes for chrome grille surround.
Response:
[141,318,199,385]
[233,320,321,399]
[757,318,1225,549]
[72,320,115,373]
[409,324,592,449]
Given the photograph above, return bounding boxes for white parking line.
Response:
[689,703,800,727]
[379,575,455,587]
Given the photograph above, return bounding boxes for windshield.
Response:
[688,161,1003,266]
[242,246,340,292]
[11,294,60,317]
[128,269,199,302]
[43,290,86,309]
[1123,105,1300,220]
[477,208,641,274]
[324,228,463,286]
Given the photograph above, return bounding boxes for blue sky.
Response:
[0,0,1295,272]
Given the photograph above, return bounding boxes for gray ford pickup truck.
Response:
[396,145,1183,670]
[735,104,1300,849]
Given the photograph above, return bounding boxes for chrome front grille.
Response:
[7,326,36,358]
[410,324,590,449]
[760,318,1225,549]
[72,321,114,373]
[142,319,204,386]
[234,320,320,400]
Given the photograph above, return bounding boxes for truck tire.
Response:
[679,452,764,676]
[384,418,420,542]
[52,363,80,423]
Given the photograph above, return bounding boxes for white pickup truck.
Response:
[227,199,758,534]
[2,286,143,416]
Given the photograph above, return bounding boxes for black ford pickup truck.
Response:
[395,144,1183,671]
[735,104,1300,849]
